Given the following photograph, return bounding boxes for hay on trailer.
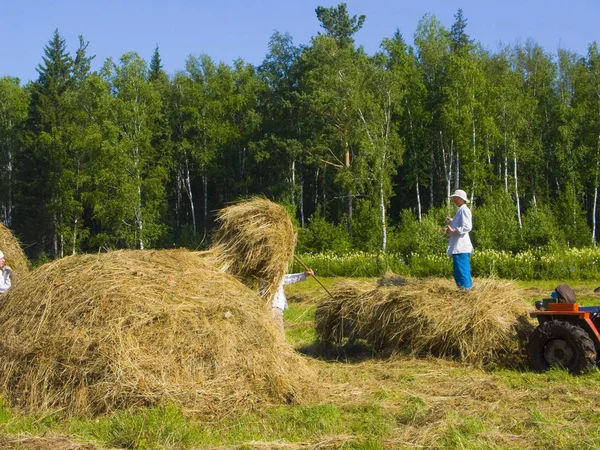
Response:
[316,277,533,366]
[208,198,297,303]
[0,222,29,275]
[0,249,315,417]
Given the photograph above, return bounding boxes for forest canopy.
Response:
[1,4,599,261]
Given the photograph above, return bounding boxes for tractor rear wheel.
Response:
[528,320,597,374]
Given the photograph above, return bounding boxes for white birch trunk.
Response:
[430,146,434,208]
[6,141,11,227]
[203,175,208,230]
[72,218,77,256]
[593,138,600,245]
[300,180,305,228]
[380,181,387,253]
[504,128,509,192]
[187,161,196,235]
[455,143,460,190]
[291,159,296,205]
[137,182,144,250]
[175,168,182,228]
[440,131,453,203]
[314,168,319,209]
[471,104,476,199]
[514,150,522,228]
[416,177,422,223]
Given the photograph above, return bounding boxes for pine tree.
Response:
[15,29,73,258]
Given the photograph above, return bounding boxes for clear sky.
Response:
[2,0,599,84]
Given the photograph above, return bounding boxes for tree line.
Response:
[1,4,600,261]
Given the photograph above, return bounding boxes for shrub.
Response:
[521,204,564,249]
[296,214,352,254]
[472,191,520,252]
[390,208,447,259]
[350,199,383,252]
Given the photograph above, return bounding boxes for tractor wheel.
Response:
[528,320,597,374]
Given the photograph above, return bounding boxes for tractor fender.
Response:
[536,315,600,349]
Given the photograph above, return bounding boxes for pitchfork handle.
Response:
[293,255,335,300]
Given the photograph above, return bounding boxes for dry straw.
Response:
[0,249,315,416]
[0,222,29,275]
[208,198,297,304]
[316,276,533,366]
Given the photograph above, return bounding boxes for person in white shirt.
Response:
[444,189,474,290]
[271,268,314,332]
[0,250,15,294]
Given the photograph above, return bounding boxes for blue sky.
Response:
[2,0,599,84]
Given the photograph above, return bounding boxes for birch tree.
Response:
[0,78,27,227]
[94,53,167,249]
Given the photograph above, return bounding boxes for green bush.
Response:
[350,199,383,252]
[296,213,352,254]
[554,184,592,248]
[472,191,520,252]
[295,247,600,280]
[291,251,409,277]
[390,208,447,259]
[521,204,564,249]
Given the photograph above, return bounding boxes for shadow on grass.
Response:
[297,340,381,363]
[297,336,532,374]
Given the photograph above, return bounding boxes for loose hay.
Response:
[0,222,29,275]
[316,277,533,366]
[0,249,315,416]
[208,198,297,304]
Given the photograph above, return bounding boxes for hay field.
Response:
[1,277,600,448]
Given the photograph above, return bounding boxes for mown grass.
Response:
[2,277,600,449]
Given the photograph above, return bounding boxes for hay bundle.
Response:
[316,277,533,365]
[208,198,297,303]
[0,222,29,275]
[0,249,315,416]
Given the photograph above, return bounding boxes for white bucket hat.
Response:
[450,189,469,203]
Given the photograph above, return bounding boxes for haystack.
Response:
[316,277,533,366]
[0,222,29,275]
[0,249,315,416]
[208,198,297,303]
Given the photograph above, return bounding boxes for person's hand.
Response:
[446,225,455,233]
[445,216,452,224]
[305,268,314,277]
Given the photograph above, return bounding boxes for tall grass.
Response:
[294,247,600,280]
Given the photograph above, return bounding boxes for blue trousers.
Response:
[452,253,473,289]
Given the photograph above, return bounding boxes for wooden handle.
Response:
[293,255,335,300]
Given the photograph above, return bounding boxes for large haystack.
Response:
[208,198,297,303]
[0,249,315,416]
[316,277,533,366]
[0,222,29,275]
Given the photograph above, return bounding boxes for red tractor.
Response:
[529,284,600,374]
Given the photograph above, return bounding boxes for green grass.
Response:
[3,277,600,449]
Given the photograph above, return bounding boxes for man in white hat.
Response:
[444,189,473,289]
[0,251,15,294]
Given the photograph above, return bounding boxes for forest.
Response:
[1,3,600,262]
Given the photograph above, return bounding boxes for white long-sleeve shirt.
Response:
[272,272,307,310]
[0,266,12,294]
[446,204,474,256]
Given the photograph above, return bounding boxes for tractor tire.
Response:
[528,320,597,375]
